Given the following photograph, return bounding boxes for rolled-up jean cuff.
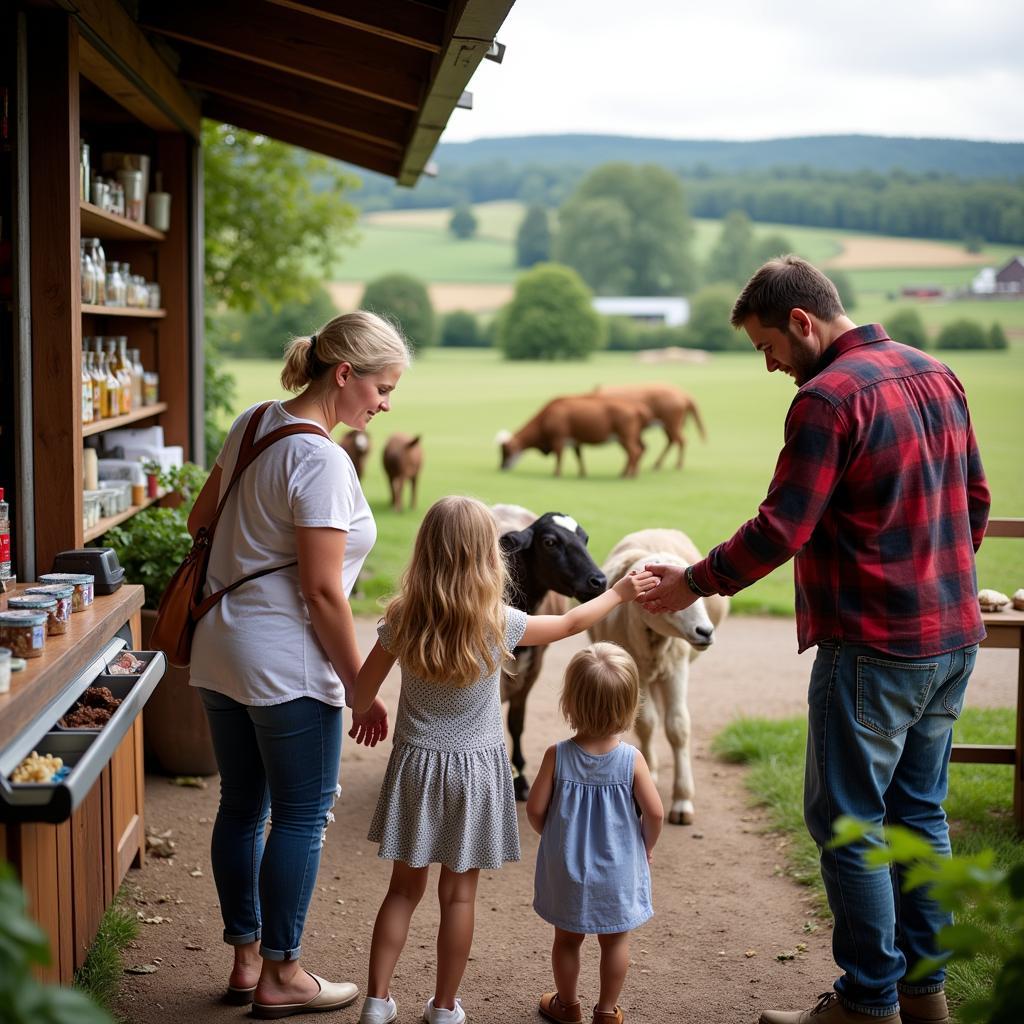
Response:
[224,928,261,946]
[839,997,900,1018]
[260,943,301,962]
[898,982,944,996]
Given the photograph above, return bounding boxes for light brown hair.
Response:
[560,642,640,737]
[280,310,410,393]
[730,254,845,330]
[384,496,511,687]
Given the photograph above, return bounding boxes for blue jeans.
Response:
[804,640,976,1017]
[198,689,343,961]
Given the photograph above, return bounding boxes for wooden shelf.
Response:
[80,201,165,241]
[82,402,168,437]
[81,304,165,318]
[83,489,166,543]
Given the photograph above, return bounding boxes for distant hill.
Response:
[434,134,1024,180]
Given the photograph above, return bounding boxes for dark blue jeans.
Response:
[804,640,976,1017]
[198,689,343,961]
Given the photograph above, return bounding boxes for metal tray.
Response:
[54,652,161,732]
[0,650,166,823]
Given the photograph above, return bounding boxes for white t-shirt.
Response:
[190,402,376,706]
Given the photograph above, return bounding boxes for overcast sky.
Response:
[443,0,1024,144]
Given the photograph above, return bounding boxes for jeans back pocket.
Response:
[941,644,978,720]
[855,655,938,738]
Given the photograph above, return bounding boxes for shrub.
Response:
[515,202,552,268]
[886,308,930,350]
[829,268,857,311]
[498,263,605,360]
[449,203,478,240]
[604,316,640,351]
[687,285,749,351]
[988,322,1009,350]
[935,319,990,351]
[440,310,485,348]
[361,273,435,349]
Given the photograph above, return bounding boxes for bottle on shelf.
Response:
[86,348,103,422]
[101,348,119,418]
[79,239,97,304]
[105,261,125,307]
[81,348,94,424]
[87,238,106,304]
[129,348,145,409]
[116,336,134,412]
[0,487,10,582]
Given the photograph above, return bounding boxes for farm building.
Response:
[592,295,690,326]
[971,255,1024,295]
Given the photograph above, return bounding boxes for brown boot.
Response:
[759,991,901,1024]
[898,990,948,1024]
[591,1008,623,1024]
[539,992,582,1024]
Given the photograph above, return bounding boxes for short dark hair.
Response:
[730,255,845,329]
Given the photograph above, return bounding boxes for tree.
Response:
[498,263,605,360]
[828,269,857,311]
[885,308,929,350]
[441,310,486,348]
[211,286,340,360]
[203,122,359,312]
[515,203,552,268]
[934,319,989,351]
[449,203,478,240]
[360,274,435,349]
[705,210,756,285]
[686,285,748,351]
[752,232,795,267]
[555,163,697,295]
[988,322,1009,350]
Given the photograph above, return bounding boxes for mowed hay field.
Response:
[223,345,1024,618]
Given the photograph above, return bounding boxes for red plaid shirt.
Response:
[690,324,990,656]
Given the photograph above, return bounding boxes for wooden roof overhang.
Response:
[66,0,514,184]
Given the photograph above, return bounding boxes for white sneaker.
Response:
[423,996,466,1024]
[359,994,398,1024]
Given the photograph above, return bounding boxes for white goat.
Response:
[589,529,729,824]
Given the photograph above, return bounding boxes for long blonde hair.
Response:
[280,310,410,393]
[385,496,511,687]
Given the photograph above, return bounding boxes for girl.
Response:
[353,496,656,1024]
[526,642,664,1024]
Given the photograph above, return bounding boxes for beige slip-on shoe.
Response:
[251,972,359,1020]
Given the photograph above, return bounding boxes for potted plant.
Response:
[103,462,218,776]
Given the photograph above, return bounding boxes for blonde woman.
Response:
[352,496,657,1024]
[187,311,409,1019]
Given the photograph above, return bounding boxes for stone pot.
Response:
[141,609,218,776]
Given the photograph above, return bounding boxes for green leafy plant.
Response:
[830,816,1024,1024]
[103,463,207,610]
[0,862,112,1024]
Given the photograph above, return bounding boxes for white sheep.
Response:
[589,528,729,824]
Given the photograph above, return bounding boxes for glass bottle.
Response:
[120,262,132,306]
[106,261,125,307]
[103,349,120,418]
[130,348,145,409]
[86,350,103,422]
[87,239,106,304]
[117,337,134,412]
[93,349,109,420]
[79,240,96,305]
[81,349,93,424]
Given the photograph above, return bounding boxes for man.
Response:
[638,256,989,1024]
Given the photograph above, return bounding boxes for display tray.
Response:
[54,652,161,732]
[0,650,165,823]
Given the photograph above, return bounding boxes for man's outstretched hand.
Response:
[636,563,700,614]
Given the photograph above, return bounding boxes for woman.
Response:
[187,310,410,1018]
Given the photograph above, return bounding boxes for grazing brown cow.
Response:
[338,429,370,480]
[382,433,422,512]
[597,383,706,470]
[497,395,647,478]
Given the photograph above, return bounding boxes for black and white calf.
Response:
[491,504,607,800]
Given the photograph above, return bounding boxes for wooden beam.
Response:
[59,0,200,137]
[28,12,83,572]
[179,53,409,153]
[986,518,1024,539]
[264,0,446,53]
[949,744,1015,765]
[203,99,401,177]
[138,0,429,112]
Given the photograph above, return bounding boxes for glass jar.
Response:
[26,584,75,631]
[110,180,125,217]
[143,371,159,406]
[91,176,109,211]
[38,573,95,612]
[130,348,145,409]
[79,241,96,304]
[146,281,161,309]
[7,595,66,637]
[87,239,106,304]
[106,261,125,307]
[0,610,47,659]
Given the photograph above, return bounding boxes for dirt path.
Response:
[116,617,1016,1024]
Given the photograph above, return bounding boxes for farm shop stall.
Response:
[0,0,516,982]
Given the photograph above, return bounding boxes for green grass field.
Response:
[713,709,1021,1014]
[223,345,1023,617]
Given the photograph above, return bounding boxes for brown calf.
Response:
[498,395,647,478]
[338,429,371,480]
[596,383,706,470]
[382,433,423,512]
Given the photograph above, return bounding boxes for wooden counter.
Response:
[0,584,147,984]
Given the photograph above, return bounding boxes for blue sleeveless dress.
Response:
[533,740,653,934]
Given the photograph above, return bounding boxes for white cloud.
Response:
[444,0,1024,143]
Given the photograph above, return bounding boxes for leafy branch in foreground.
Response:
[830,816,1024,1024]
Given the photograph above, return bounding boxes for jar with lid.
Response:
[38,573,94,612]
[0,610,47,659]
[26,584,76,629]
[116,168,144,223]
[7,594,66,637]
[91,176,108,211]
[105,261,125,307]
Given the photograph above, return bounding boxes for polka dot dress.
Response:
[367,607,528,873]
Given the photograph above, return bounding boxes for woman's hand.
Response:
[350,697,389,747]
[612,569,657,603]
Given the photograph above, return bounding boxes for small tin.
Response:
[38,573,95,612]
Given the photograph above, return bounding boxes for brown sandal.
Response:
[592,1008,624,1024]
[539,991,583,1023]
